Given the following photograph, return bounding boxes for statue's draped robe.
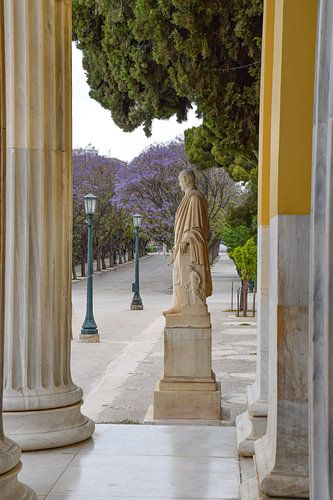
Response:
[173,189,212,303]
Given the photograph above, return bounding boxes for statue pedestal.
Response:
[153,307,221,420]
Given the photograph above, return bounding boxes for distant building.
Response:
[73,143,99,157]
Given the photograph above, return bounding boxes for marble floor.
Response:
[19,424,242,499]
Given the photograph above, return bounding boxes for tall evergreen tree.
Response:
[72,0,263,179]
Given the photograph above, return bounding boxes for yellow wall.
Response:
[258,0,275,226]
[269,0,317,217]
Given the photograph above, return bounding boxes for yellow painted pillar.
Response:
[236,0,274,457]
[252,0,317,498]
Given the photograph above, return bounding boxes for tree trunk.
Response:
[242,280,248,317]
[139,240,145,257]
[118,246,124,264]
[209,240,219,264]
[80,250,86,277]
[72,262,77,280]
[109,249,114,267]
[96,248,101,272]
[102,253,106,270]
[128,244,134,261]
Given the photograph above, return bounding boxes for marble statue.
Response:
[164,169,212,315]
[154,170,221,421]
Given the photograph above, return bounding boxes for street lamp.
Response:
[80,193,100,342]
[131,213,143,310]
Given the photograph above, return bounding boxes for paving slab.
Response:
[20,424,241,499]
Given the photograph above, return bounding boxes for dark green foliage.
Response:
[221,224,252,251]
[72,0,263,176]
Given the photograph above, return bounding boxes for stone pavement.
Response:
[20,424,244,499]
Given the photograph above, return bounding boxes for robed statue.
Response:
[155,169,221,421]
[164,169,212,316]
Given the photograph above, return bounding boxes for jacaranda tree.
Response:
[113,140,239,259]
[73,152,134,277]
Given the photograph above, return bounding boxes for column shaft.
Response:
[309,0,333,497]
[236,0,273,456]
[0,1,36,495]
[2,0,94,450]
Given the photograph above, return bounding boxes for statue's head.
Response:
[178,169,197,192]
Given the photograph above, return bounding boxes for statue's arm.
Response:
[179,196,203,253]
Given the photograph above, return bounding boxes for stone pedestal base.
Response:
[79,333,100,343]
[153,379,221,420]
[131,304,143,310]
[236,411,267,457]
[164,326,212,378]
[154,320,221,421]
[254,436,309,498]
[3,401,95,451]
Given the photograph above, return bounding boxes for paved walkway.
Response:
[71,253,256,424]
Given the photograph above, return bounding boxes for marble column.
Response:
[236,0,273,456]
[0,2,36,496]
[241,1,317,498]
[309,0,333,497]
[2,0,94,450]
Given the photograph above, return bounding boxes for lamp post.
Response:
[80,193,100,342]
[131,213,143,310]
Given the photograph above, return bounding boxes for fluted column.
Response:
[236,0,273,456]
[309,0,333,497]
[2,0,94,450]
[0,2,36,496]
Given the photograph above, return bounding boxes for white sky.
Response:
[72,44,202,162]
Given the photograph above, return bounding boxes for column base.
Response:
[153,379,221,420]
[0,463,36,499]
[131,304,143,310]
[236,410,267,457]
[79,333,100,343]
[254,436,309,498]
[241,476,292,500]
[3,401,95,451]
[247,383,268,417]
[0,438,36,499]
[241,475,261,500]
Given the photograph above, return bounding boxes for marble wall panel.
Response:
[310,1,333,497]
[255,214,310,498]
